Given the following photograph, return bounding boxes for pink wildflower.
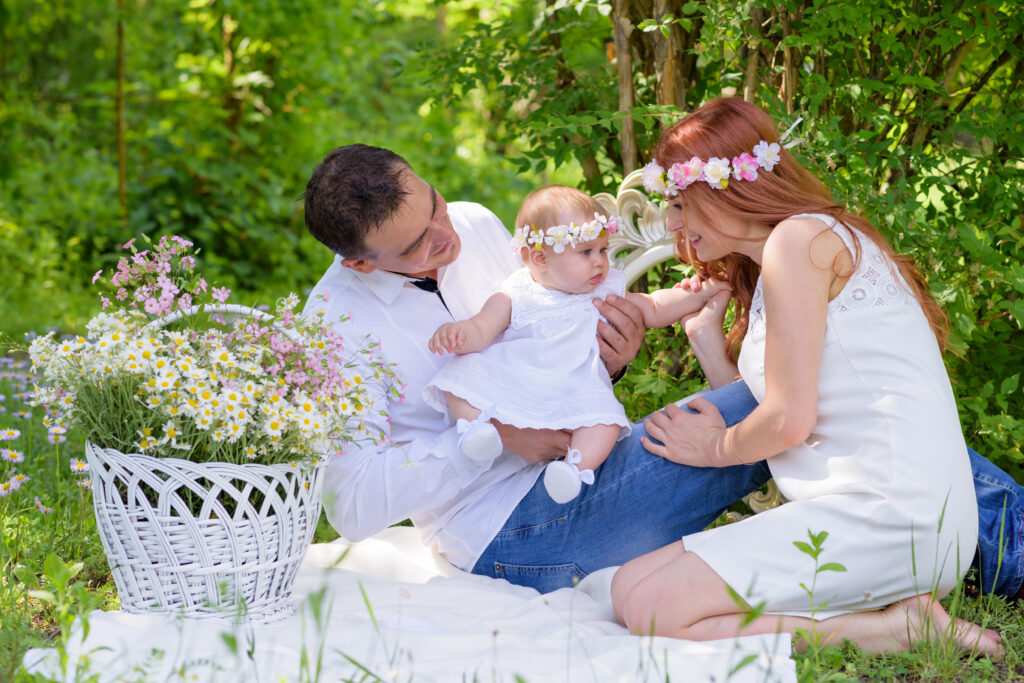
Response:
[92,270,103,284]
[668,157,705,190]
[123,238,136,250]
[211,286,231,303]
[731,152,760,182]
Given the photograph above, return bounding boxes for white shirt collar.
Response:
[334,254,432,307]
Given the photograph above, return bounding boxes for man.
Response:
[302,143,1024,597]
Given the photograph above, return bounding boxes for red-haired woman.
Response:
[610,97,1001,655]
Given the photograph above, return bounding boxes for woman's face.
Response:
[665,198,734,264]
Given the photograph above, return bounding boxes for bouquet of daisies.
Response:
[29,235,395,466]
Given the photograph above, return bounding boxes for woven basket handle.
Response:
[144,303,305,344]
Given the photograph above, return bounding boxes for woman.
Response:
[610,97,1002,656]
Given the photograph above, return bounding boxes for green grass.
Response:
[2,347,1024,682]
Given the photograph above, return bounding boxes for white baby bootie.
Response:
[455,405,503,462]
[543,448,595,504]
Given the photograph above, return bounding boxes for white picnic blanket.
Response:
[23,527,795,682]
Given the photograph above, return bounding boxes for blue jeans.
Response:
[472,380,1024,597]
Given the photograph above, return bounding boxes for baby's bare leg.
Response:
[544,424,621,504]
[570,424,622,471]
[445,392,482,423]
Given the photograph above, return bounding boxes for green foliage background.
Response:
[1,0,1022,475]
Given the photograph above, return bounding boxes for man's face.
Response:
[345,169,461,278]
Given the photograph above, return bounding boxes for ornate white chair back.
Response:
[594,169,784,521]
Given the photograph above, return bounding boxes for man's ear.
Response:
[341,258,377,274]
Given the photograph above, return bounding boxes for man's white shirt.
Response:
[303,202,544,569]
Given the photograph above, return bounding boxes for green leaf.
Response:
[1001,374,1020,395]
[221,633,238,653]
[729,654,758,677]
[818,562,847,573]
[793,541,818,558]
[29,590,57,604]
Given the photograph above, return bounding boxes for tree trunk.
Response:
[780,10,796,114]
[612,0,637,174]
[116,0,127,228]
[0,0,8,96]
[743,7,763,103]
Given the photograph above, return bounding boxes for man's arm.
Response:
[323,349,501,541]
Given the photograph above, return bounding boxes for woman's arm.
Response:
[680,289,739,390]
[642,218,846,466]
[428,292,512,355]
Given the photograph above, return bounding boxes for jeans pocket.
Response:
[493,561,587,593]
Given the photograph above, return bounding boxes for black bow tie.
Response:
[409,276,451,315]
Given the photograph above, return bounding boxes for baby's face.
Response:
[533,234,611,295]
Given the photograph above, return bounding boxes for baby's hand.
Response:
[675,270,730,299]
[428,323,466,354]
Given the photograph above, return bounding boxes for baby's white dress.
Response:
[424,266,630,437]
[683,214,977,618]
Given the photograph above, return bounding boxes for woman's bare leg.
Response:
[614,543,1003,657]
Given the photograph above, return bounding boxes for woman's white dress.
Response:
[683,214,977,618]
[424,267,630,437]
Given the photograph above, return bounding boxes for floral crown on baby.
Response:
[510,213,620,254]
[641,117,803,196]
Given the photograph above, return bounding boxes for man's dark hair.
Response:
[303,144,412,259]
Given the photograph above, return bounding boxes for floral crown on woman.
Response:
[510,213,620,254]
[642,117,803,196]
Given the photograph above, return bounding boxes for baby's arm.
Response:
[428,292,513,355]
[625,278,730,330]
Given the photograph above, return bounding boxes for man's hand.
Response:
[493,421,571,463]
[594,293,645,378]
[428,322,466,355]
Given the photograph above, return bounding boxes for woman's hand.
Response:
[680,290,738,390]
[641,399,729,467]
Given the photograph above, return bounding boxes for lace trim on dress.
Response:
[504,267,626,329]
[748,215,912,330]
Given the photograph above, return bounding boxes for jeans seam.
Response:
[495,514,568,536]
[495,561,586,577]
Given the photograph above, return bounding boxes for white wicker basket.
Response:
[84,301,330,621]
[86,441,325,622]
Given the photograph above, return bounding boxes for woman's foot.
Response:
[881,594,1003,659]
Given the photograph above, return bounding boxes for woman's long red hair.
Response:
[654,97,948,358]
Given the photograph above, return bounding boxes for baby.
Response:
[424,185,727,503]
